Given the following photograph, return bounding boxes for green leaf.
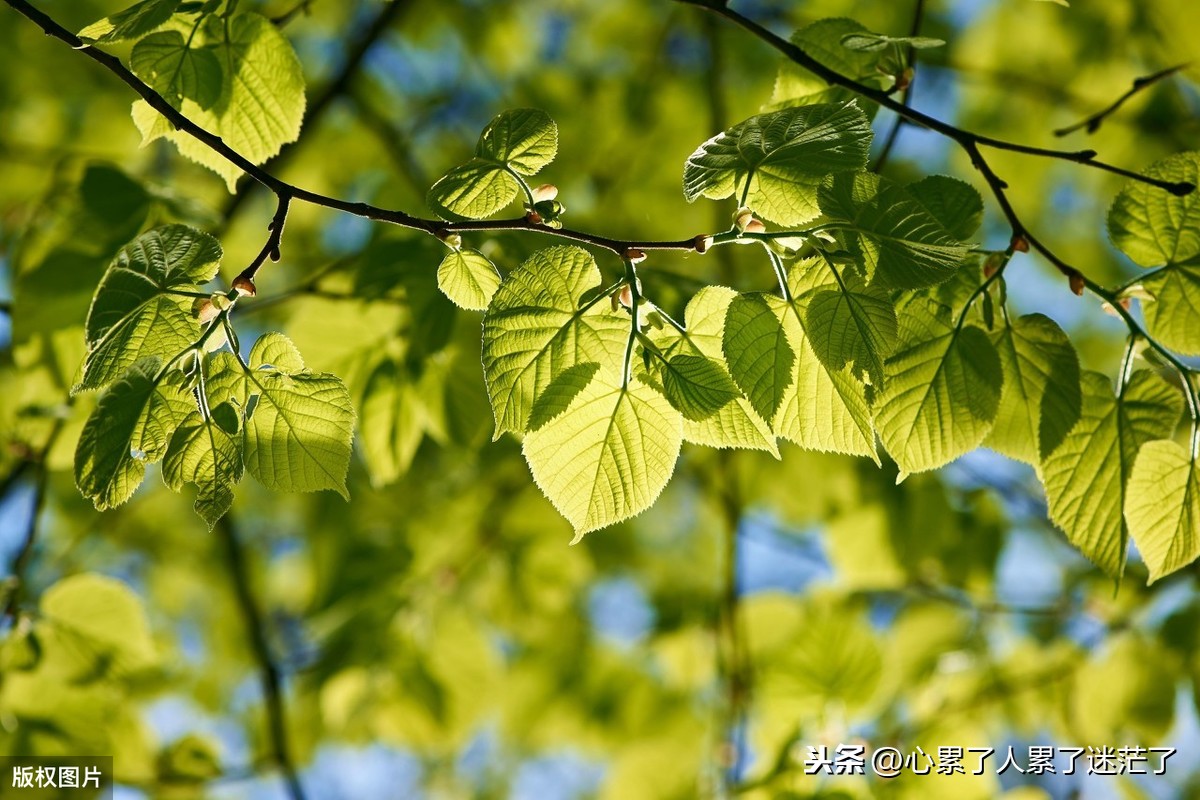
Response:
[792,19,886,81]
[427,160,521,221]
[985,313,1081,465]
[130,30,224,109]
[475,108,558,175]
[802,272,897,385]
[522,376,682,538]
[1042,371,1182,576]
[240,333,355,498]
[162,399,244,528]
[75,359,195,511]
[683,103,873,226]
[357,357,426,487]
[657,287,778,455]
[906,175,985,241]
[840,32,945,51]
[527,362,601,432]
[873,310,1003,476]
[131,13,306,192]
[1108,151,1200,267]
[767,263,876,458]
[723,293,795,423]
[819,173,973,289]
[41,574,157,677]
[482,246,627,438]
[659,354,741,422]
[436,248,502,311]
[1126,439,1200,582]
[1140,259,1200,355]
[79,224,221,392]
[78,0,180,43]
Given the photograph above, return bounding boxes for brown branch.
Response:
[674,0,1195,196]
[1054,63,1189,137]
[216,515,307,800]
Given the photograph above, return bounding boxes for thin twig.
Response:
[1054,63,1189,137]
[872,0,926,172]
[233,192,291,288]
[215,515,307,800]
[2,419,64,620]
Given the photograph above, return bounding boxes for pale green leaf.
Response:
[723,293,795,423]
[839,32,945,51]
[131,13,306,192]
[874,310,1002,475]
[985,313,1081,465]
[820,172,972,289]
[527,362,601,432]
[1108,151,1200,267]
[482,246,627,437]
[1042,371,1182,576]
[660,287,778,455]
[78,0,179,43]
[162,401,244,528]
[772,19,885,109]
[683,103,873,226]
[79,224,221,392]
[802,273,897,385]
[75,359,195,511]
[241,333,355,497]
[475,108,558,175]
[1138,257,1200,356]
[427,160,521,221]
[523,376,682,538]
[660,354,740,422]
[41,574,157,677]
[130,30,223,109]
[906,174,985,241]
[1126,440,1200,582]
[358,357,426,487]
[436,248,502,310]
[769,289,876,459]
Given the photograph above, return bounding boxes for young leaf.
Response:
[41,574,157,678]
[1108,152,1200,354]
[683,103,873,226]
[873,311,1003,476]
[802,272,898,386]
[75,359,195,511]
[985,313,1081,466]
[723,293,795,423]
[79,224,221,392]
[771,19,886,110]
[427,160,521,221]
[482,246,627,438]
[130,30,224,109]
[1125,440,1200,582]
[358,357,426,487]
[437,248,502,311]
[839,32,945,52]
[131,13,306,192]
[656,287,778,455]
[819,173,972,289]
[522,376,682,538]
[240,333,355,498]
[78,0,179,43]
[475,108,558,175]
[162,402,244,528]
[1042,371,1182,576]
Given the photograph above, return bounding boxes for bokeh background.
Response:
[3,0,1200,798]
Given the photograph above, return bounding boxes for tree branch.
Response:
[215,515,307,800]
[2,419,64,620]
[1054,63,1189,137]
[674,0,1195,196]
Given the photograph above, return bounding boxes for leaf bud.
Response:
[232,275,257,297]
[192,298,218,323]
[982,251,1006,278]
[1068,272,1085,296]
[694,234,713,253]
[624,248,647,264]
[532,183,559,203]
[744,219,766,235]
[734,207,755,231]
[1010,234,1030,253]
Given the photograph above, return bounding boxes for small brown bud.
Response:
[525,210,543,225]
[694,234,713,254]
[734,208,755,232]
[618,285,633,309]
[232,275,257,297]
[193,298,218,323]
[1011,234,1030,253]
[982,252,1006,279]
[744,219,766,235]
[1068,272,1085,296]
[625,248,647,264]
